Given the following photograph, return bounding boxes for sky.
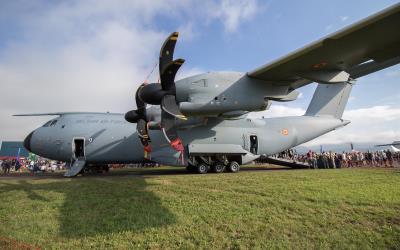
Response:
[0,0,399,148]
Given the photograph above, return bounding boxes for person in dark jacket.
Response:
[2,160,11,175]
[15,160,21,172]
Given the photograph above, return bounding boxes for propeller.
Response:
[158,32,187,162]
[124,83,152,157]
[125,32,187,162]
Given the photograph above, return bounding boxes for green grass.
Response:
[1,167,400,249]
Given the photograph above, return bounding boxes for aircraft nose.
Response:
[24,131,34,152]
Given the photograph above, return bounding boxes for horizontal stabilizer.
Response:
[376,141,400,147]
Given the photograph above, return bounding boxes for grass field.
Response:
[0,167,400,249]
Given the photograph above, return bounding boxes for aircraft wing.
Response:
[248,3,400,90]
[13,112,122,116]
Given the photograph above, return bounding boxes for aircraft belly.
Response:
[84,125,143,163]
[176,116,348,160]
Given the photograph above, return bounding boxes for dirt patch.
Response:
[0,236,40,250]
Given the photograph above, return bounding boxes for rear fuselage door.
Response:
[243,133,258,154]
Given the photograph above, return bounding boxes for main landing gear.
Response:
[187,156,241,174]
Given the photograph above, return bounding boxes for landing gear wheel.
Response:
[227,161,240,173]
[196,163,209,174]
[212,162,225,173]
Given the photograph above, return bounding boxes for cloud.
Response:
[249,104,400,146]
[385,70,400,77]
[325,16,350,32]
[325,24,333,31]
[211,0,259,33]
[1,0,397,149]
[0,0,261,140]
[348,96,356,102]
[303,105,400,146]
[176,22,198,42]
[343,105,400,121]
[248,105,305,118]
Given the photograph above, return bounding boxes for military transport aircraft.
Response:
[17,3,400,177]
[376,141,400,152]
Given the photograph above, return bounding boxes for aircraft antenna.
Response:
[144,61,159,83]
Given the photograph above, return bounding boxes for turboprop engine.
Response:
[124,31,294,158]
[125,32,187,157]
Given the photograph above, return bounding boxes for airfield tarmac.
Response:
[1,166,399,249]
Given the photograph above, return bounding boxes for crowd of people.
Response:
[1,158,66,175]
[271,149,400,169]
[2,149,399,175]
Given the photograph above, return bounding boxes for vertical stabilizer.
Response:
[305,82,353,119]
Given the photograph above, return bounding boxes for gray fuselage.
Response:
[25,112,348,166]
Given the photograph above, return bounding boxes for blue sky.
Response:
[0,0,399,146]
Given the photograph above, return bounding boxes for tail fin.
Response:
[305,82,353,118]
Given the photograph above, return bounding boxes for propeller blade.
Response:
[125,83,147,124]
[137,119,149,139]
[159,32,179,74]
[161,110,186,164]
[161,94,187,120]
[160,58,185,91]
[161,112,177,138]
[135,84,147,110]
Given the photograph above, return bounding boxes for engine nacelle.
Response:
[175,72,271,117]
[179,102,267,116]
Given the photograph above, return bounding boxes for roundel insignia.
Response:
[88,137,93,143]
[312,61,328,69]
[281,129,289,136]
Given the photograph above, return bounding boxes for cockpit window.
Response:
[43,120,58,127]
[43,121,52,127]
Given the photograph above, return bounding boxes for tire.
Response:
[227,161,240,173]
[212,162,225,173]
[196,163,209,174]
